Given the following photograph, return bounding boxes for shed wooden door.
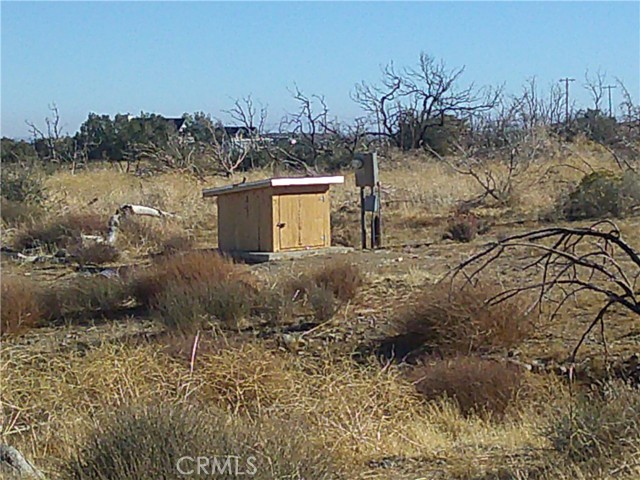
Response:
[276,193,327,251]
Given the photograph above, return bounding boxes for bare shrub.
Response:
[282,260,362,322]
[546,381,640,465]
[62,402,341,480]
[1,276,43,336]
[117,215,182,253]
[444,213,478,242]
[0,167,46,204]
[392,283,533,357]
[13,212,107,251]
[409,356,529,418]
[309,259,363,303]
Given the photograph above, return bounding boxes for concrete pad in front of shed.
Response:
[222,247,354,264]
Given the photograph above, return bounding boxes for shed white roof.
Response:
[202,176,344,198]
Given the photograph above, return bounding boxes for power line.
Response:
[559,77,575,124]
[603,85,617,117]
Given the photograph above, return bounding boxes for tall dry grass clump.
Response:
[392,283,533,357]
[311,258,363,302]
[1,197,44,227]
[42,276,130,322]
[546,381,640,466]
[62,402,341,480]
[285,259,363,321]
[409,356,530,418]
[132,251,247,307]
[1,275,43,336]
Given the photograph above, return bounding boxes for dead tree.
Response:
[26,103,87,169]
[280,86,331,170]
[584,68,607,113]
[353,52,501,149]
[449,220,640,362]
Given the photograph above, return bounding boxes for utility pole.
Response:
[603,85,617,117]
[559,77,575,124]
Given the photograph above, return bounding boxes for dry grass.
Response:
[281,259,363,322]
[0,198,44,227]
[131,251,249,307]
[1,275,43,336]
[391,283,534,358]
[2,337,617,480]
[130,250,270,332]
[13,212,108,251]
[62,402,341,480]
[409,356,531,418]
[68,242,120,266]
[546,381,640,465]
[2,140,638,479]
[311,258,363,303]
[151,278,261,332]
[156,232,196,255]
[42,276,129,322]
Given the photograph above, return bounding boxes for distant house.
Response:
[223,126,257,138]
[221,125,260,150]
[165,117,188,134]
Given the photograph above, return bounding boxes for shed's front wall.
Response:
[272,185,331,252]
[217,187,274,252]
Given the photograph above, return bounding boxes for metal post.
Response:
[360,187,367,249]
[376,181,383,248]
[370,186,376,249]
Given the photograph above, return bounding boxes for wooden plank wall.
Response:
[217,184,332,253]
[272,185,331,252]
[217,188,273,251]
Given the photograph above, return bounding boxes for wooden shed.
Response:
[202,176,344,253]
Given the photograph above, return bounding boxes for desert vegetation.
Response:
[1,52,639,479]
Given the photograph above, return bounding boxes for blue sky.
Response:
[1,1,639,138]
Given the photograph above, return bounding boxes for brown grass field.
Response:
[1,136,639,479]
